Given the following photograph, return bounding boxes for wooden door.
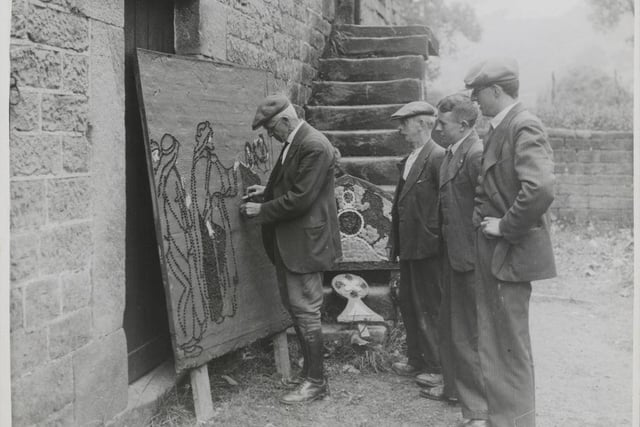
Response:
[123,0,174,383]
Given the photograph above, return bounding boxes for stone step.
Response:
[339,156,401,186]
[309,79,423,106]
[324,130,412,157]
[334,24,439,55]
[318,55,424,82]
[329,35,430,58]
[306,104,402,131]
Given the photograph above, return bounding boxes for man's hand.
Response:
[243,184,265,201]
[240,202,262,218]
[480,216,503,238]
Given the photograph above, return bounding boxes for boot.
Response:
[279,377,328,405]
[281,325,308,389]
[279,329,328,404]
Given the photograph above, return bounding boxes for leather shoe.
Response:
[415,372,443,388]
[391,362,421,377]
[279,379,328,405]
[457,419,489,427]
[280,375,304,389]
[419,385,458,404]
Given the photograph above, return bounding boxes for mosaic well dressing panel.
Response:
[136,49,290,374]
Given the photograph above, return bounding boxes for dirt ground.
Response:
[150,223,634,427]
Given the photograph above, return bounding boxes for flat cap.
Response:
[464,57,519,89]
[390,101,436,120]
[251,94,290,130]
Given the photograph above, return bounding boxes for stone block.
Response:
[35,404,74,427]
[42,94,89,132]
[228,9,271,49]
[70,0,124,27]
[198,0,228,59]
[10,287,24,331]
[273,32,297,58]
[11,0,27,38]
[10,233,39,283]
[73,330,128,425]
[11,356,74,426]
[62,269,91,312]
[10,91,40,131]
[322,0,335,20]
[11,47,63,89]
[11,328,48,378]
[308,28,326,50]
[233,0,270,21]
[308,8,331,35]
[10,132,62,177]
[90,20,126,336]
[62,53,89,94]
[49,308,92,359]
[10,179,46,231]
[24,277,61,330]
[63,134,91,172]
[227,36,276,71]
[47,177,92,223]
[40,223,92,274]
[27,4,89,52]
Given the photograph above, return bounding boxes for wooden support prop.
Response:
[190,364,214,423]
[272,331,291,380]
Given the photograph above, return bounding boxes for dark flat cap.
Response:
[391,101,436,120]
[251,94,290,130]
[464,57,519,89]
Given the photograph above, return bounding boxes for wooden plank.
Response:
[306,105,402,131]
[324,130,411,157]
[318,56,424,82]
[310,79,422,106]
[190,365,214,422]
[135,49,292,375]
[272,331,291,379]
[331,35,430,58]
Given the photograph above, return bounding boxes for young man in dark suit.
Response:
[465,58,557,427]
[241,94,342,404]
[431,94,488,427]
[387,101,446,394]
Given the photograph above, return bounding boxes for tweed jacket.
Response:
[473,102,557,282]
[439,130,483,272]
[389,139,445,261]
[258,122,342,274]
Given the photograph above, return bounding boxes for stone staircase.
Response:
[306,24,437,194]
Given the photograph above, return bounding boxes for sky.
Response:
[427,0,635,107]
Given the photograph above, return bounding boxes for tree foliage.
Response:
[536,65,633,130]
[586,0,634,32]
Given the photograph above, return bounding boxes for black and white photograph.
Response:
[2,0,638,426]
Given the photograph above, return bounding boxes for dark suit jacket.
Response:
[439,131,483,272]
[389,139,445,261]
[258,122,342,274]
[473,102,557,282]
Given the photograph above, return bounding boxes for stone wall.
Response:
[359,0,406,25]
[550,129,633,224]
[9,0,127,425]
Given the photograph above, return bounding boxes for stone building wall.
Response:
[549,129,633,225]
[359,0,407,25]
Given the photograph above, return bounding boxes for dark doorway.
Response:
[123,0,175,383]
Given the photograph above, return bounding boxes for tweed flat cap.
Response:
[464,57,519,89]
[251,94,290,130]
[391,101,436,120]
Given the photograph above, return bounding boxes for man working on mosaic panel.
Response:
[433,93,488,427]
[387,101,447,397]
[240,94,342,404]
[465,57,556,427]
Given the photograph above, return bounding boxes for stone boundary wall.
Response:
[10,0,127,425]
[548,129,633,224]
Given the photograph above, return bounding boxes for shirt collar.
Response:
[490,101,518,130]
[449,131,472,154]
[286,120,305,144]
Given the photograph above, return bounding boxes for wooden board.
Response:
[135,49,291,374]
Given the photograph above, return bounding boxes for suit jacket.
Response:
[389,139,445,261]
[258,122,342,274]
[473,102,557,282]
[439,131,483,272]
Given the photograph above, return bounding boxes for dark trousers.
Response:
[274,244,324,381]
[475,230,535,427]
[439,255,488,419]
[398,257,441,373]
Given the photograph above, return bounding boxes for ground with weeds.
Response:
[149,223,633,427]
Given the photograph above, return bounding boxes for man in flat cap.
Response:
[387,101,448,398]
[241,94,341,404]
[433,93,487,426]
[465,57,556,427]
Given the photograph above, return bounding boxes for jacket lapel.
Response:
[271,122,308,187]
[399,141,434,202]
[439,131,478,188]
[481,102,524,175]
